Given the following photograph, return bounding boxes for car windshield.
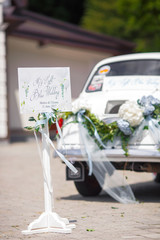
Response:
[86,59,160,92]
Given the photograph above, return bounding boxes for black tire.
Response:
[153,173,160,183]
[74,163,102,196]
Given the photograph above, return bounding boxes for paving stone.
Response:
[0,141,160,240]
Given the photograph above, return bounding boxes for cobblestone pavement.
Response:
[0,141,160,240]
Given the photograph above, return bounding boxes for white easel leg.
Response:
[22,123,75,235]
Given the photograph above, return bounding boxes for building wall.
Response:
[7,36,111,131]
[0,2,8,139]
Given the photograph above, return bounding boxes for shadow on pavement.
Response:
[61,180,160,203]
[61,193,116,203]
[131,180,160,203]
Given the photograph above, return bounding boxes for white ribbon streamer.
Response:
[41,131,78,174]
[78,124,136,204]
[36,113,77,170]
[33,112,78,196]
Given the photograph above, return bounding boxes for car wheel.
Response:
[74,163,102,196]
[153,173,160,183]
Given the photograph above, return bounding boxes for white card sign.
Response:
[18,67,72,113]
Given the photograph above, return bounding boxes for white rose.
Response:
[118,101,144,127]
[72,98,91,114]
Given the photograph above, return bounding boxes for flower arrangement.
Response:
[138,95,160,117]
[25,95,160,156]
[72,98,91,114]
[118,101,144,127]
[24,109,60,132]
[62,95,160,156]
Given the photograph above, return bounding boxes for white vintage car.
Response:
[58,53,160,196]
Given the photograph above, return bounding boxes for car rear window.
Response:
[86,59,160,92]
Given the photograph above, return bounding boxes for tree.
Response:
[81,0,160,52]
[28,0,86,25]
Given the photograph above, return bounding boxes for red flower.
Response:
[56,118,63,134]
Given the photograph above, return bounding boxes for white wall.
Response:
[7,36,111,130]
[0,2,8,138]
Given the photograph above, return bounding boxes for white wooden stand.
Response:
[22,123,75,234]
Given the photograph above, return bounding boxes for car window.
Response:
[86,59,160,92]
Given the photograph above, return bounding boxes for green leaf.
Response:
[28,117,36,122]
[48,118,52,127]
[24,126,33,131]
[11,225,19,228]
[111,207,119,209]
[86,229,95,232]
[35,126,40,132]
[121,212,125,217]
[143,125,149,130]
[124,152,129,157]
[21,101,25,106]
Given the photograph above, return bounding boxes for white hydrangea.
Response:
[118,101,144,127]
[72,98,91,114]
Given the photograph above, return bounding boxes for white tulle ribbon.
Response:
[34,113,78,195]
[37,113,77,172]
[76,110,160,203]
[76,111,136,203]
[77,110,115,175]
[41,130,78,174]
[147,117,160,147]
[129,119,148,144]
[130,116,160,148]
[77,110,110,149]
[78,123,136,204]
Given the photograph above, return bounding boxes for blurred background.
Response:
[0,0,160,141]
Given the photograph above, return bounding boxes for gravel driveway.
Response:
[0,141,160,240]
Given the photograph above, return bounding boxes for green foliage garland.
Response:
[62,109,133,156]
